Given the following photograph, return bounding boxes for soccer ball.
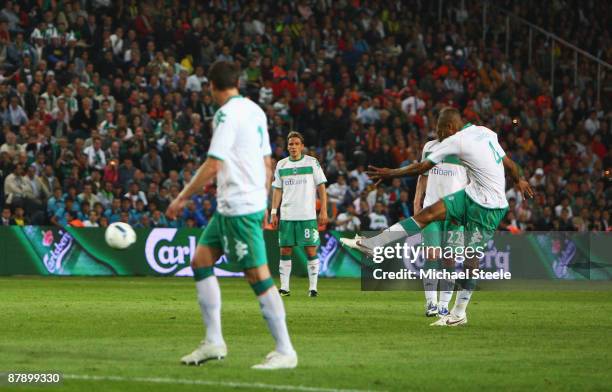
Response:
[105,222,137,250]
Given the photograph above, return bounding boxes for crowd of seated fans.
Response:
[0,0,609,232]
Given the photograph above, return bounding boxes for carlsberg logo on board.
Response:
[145,229,196,274]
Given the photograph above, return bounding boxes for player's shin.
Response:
[438,260,456,310]
[451,279,475,318]
[193,266,225,346]
[307,254,319,291]
[423,259,440,308]
[252,278,296,356]
[361,221,417,249]
[279,256,292,292]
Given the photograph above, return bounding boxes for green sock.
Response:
[399,217,421,234]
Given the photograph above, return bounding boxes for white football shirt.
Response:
[272,154,327,221]
[421,139,469,208]
[207,95,271,216]
[426,124,508,209]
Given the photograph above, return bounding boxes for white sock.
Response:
[423,274,438,305]
[439,279,455,308]
[279,258,291,291]
[362,222,411,249]
[451,289,473,318]
[307,258,319,291]
[195,276,224,346]
[258,289,295,356]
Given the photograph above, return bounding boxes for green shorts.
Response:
[198,210,267,269]
[422,219,464,262]
[422,220,464,248]
[442,189,508,249]
[278,219,320,248]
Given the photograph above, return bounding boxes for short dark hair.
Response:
[437,107,462,140]
[438,107,461,126]
[287,131,304,144]
[208,61,240,91]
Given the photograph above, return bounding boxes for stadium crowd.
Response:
[0,0,610,232]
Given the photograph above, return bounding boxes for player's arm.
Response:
[270,187,282,229]
[166,157,221,219]
[313,159,329,227]
[270,160,283,229]
[413,174,428,215]
[317,183,328,227]
[414,143,430,215]
[264,155,272,193]
[263,156,273,228]
[367,135,459,183]
[367,160,434,185]
[503,155,534,199]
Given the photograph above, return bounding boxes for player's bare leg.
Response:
[181,245,227,365]
[278,247,292,296]
[245,264,298,369]
[341,200,448,254]
[304,246,319,297]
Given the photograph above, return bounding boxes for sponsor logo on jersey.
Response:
[430,166,460,177]
[284,178,308,186]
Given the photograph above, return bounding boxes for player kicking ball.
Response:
[166,61,297,369]
[270,131,328,297]
[414,126,468,318]
[342,107,533,326]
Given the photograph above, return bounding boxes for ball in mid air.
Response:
[105,222,137,250]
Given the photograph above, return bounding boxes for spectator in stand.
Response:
[1,206,13,225]
[140,147,163,176]
[335,203,361,232]
[390,189,412,223]
[84,136,106,171]
[7,96,27,129]
[368,202,389,230]
[327,174,348,207]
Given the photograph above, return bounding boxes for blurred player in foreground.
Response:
[166,61,297,369]
[270,131,328,297]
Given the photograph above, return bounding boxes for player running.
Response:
[342,107,533,326]
[270,131,328,297]
[166,61,297,369]
[415,126,468,318]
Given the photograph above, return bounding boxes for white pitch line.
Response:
[63,374,386,392]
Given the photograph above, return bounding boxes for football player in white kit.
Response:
[415,125,469,318]
[342,107,533,326]
[167,61,297,368]
[270,131,328,297]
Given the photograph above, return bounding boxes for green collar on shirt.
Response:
[289,154,304,162]
[460,122,472,130]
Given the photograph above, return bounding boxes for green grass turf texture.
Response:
[1,277,611,392]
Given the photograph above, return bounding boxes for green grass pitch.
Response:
[1,277,611,391]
